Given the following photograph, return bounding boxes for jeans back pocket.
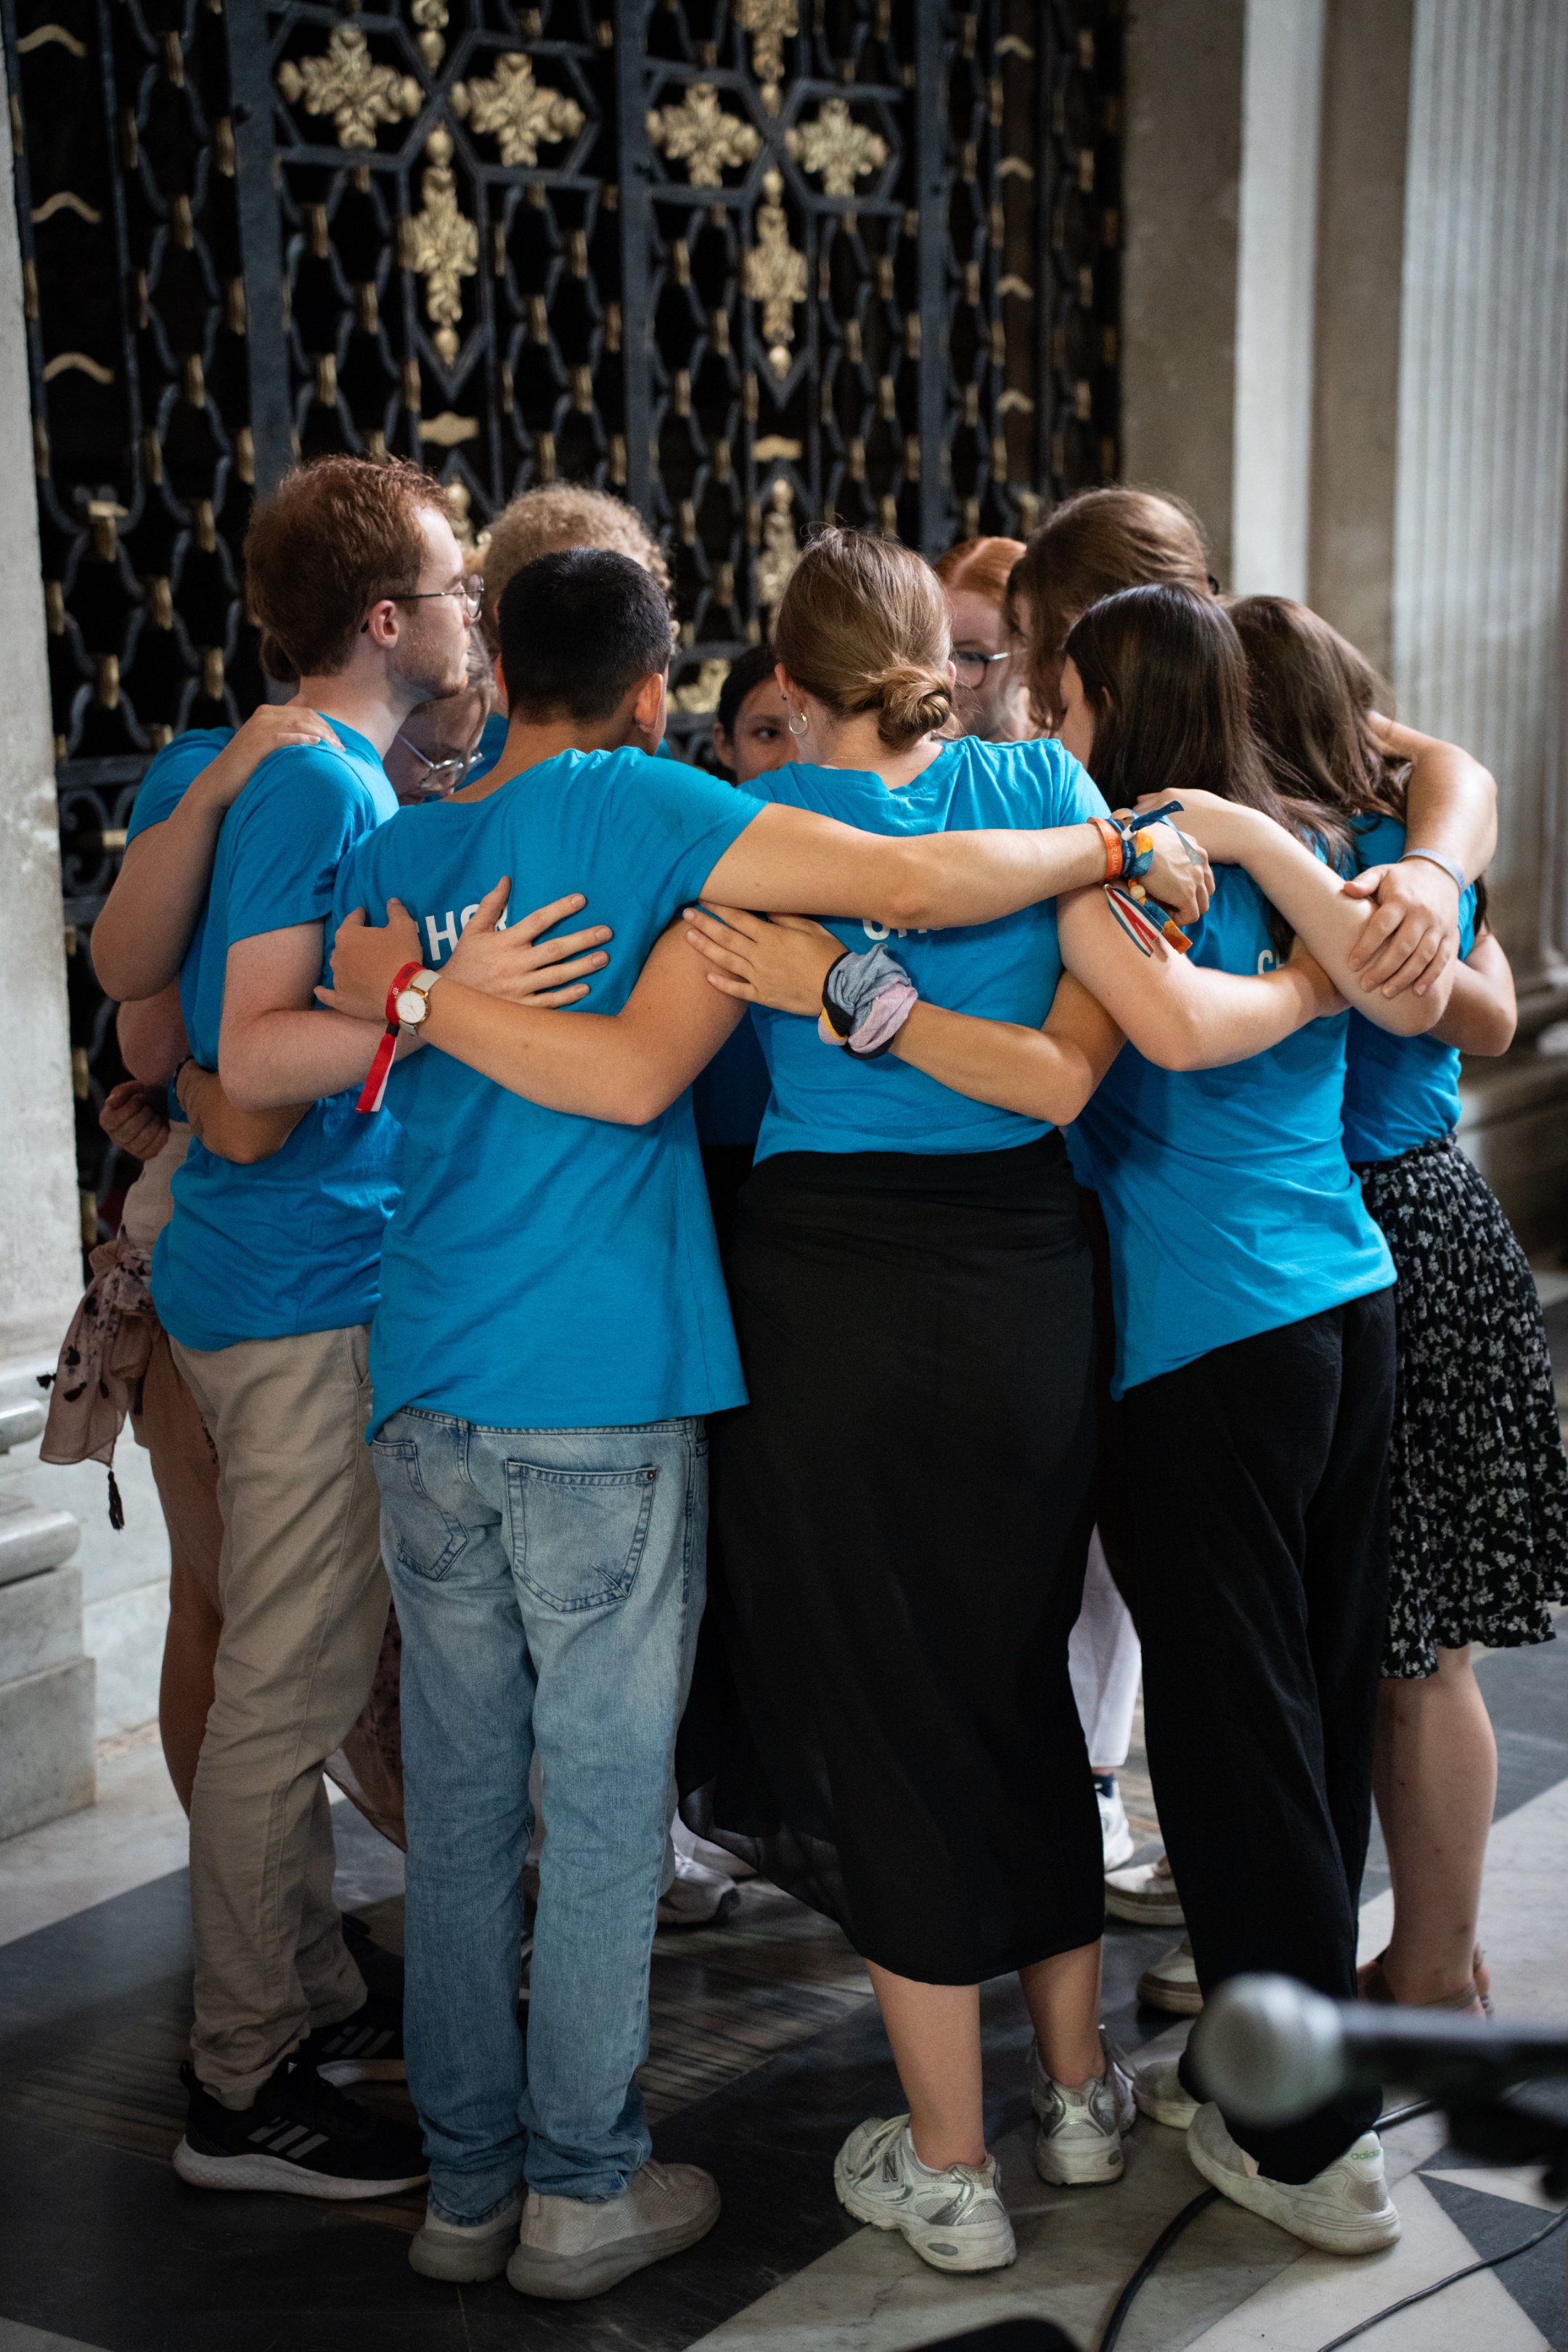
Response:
[372,1438,470,1583]
[505,1459,658,1614]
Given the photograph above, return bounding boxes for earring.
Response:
[788,706,808,738]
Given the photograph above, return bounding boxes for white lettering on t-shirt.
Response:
[425,908,460,960]
[1257,950,1278,973]
[861,918,928,944]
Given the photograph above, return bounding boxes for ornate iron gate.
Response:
[4,0,1123,1242]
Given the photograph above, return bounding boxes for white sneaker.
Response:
[1105,1847,1185,1928]
[1132,2057,1199,2130]
[410,2194,522,2282]
[672,1818,757,1882]
[506,2160,720,2300]
[657,1850,740,1928]
[1027,2028,1136,2184]
[833,2115,1016,2273]
[1188,2104,1400,2254]
[1096,1782,1137,1870]
[1138,1934,1204,2017]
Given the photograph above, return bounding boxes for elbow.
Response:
[216,1055,269,1116]
[871,844,939,934]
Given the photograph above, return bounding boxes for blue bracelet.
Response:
[1398,848,1466,894]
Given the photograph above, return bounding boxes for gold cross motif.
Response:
[785,99,889,197]
[451,54,584,167]
[647,83,761,187]
[732,0,798,114]
[743,170,807,377]
[276,25,420,153]
[399,128,478,367]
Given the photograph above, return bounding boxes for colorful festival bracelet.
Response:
[1099,800,1194,955]
[356,960,421,1114]
[817,943,920,1058]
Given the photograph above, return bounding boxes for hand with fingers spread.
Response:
[99,1078,172,1162]
[445,880,613,1008]
[1340,859,1461,999]
[683,903,846,1016]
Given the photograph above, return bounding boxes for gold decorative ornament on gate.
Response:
[275,25,420,152]
[450,54,585,168]
[399,126,478,367]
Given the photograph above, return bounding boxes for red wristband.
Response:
[356,961,422,1116]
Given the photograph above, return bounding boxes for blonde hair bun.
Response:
[775,526,953,748]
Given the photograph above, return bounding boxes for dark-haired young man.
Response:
[143,457,472,2200]
[278,548,1212,2299]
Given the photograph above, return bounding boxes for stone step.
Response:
[0,1398,46,1453]
[0,1652,96,1841]
[0,1489,82,1589]
[0,1562,83,1684]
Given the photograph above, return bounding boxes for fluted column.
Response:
[1392,0,1568,994]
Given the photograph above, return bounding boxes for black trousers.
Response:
[1122,1291,1396,2182]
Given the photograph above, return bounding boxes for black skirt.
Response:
[677,1131,1104,1985]
[1355,1132,1568,1676]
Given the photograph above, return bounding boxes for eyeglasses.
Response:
[393,738,478,795]
[361,580,482,632]
[952,648,1013,685]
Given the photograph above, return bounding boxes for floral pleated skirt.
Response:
[1355,1132,1568,1675]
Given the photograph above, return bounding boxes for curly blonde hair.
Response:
[478,485,671,648]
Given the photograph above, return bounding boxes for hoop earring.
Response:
[788,707,808,738]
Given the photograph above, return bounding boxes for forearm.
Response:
[219,1008,382,1111]
[89,790,229,1000]
[1431,939,1516,1054]
[1374,719,1498,878]
[1229,821,1445,1036]
[418,980,682,1123]
[707,806,1108,933]
[117,981,187,1083]
[889,1003,1106,1124]
[180,1064,311,1164]
[1058,889,1326,1069]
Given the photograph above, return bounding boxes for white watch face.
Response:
[394,989,428,1025]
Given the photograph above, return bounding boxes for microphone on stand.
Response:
[1191,1975,1568,2127]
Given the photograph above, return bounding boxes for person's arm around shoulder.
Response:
[89,706,344,1003]
[176,1062,311,1165]
[1430,928,1516,1055]
[1342,719,1498,1000]
[698,798,1212,933]
[1138,792,1450,1039]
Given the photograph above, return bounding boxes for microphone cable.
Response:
[1095,2097,1568,2352]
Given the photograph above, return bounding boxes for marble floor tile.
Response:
[1181,2171,1553,2349]
[1425,2165,1568,2213]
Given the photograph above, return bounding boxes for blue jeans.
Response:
[374,1410,707,2222]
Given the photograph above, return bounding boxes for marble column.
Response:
[1392,0,1568,995]
[0,46,94,1838]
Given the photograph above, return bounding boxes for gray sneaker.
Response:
[833,2114,1016,2273]
[1105,1847,1185,1927]
[1188,2104,1400,2255]
[505,2160,720,2300]
[409,2194,521,2282]
[1027,2029,1136,2184]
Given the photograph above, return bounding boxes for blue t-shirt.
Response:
[335,746,764,1433]
[1339,814,1477,1164]
[746,737,1107,1160]
[145,724,403,1352]
[467,709,510,783]
[1066,865,1395,1397]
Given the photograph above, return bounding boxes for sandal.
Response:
[1359,1944,1493,2017]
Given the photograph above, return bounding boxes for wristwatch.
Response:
[393,968,441,1026]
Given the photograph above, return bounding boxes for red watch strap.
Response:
[356,962,423,1116]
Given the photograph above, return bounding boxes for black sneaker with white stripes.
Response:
[301,1985,405,2084]
[172,2055,427,2200]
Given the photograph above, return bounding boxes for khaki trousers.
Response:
[171,1323,388,2104]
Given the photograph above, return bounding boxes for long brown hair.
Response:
[1229,596,1407,824]
[775,527,952,746]
[1066,586,1350,955]
[1009,486,1214,727]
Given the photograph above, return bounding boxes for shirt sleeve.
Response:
[221,747,374,944]
[1051,746,1111,826]
[603,751,767,912]
[124,730,234,843]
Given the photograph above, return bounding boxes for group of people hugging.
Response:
[45,461,1567,2300]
